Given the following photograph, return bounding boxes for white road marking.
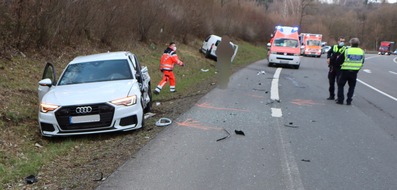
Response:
[269,68,304,189]
[363,69,371,73]
[357,79,397,102]
[271,108,282,117]
[271,68,282,101]
[275,118,305,190]
[389,71,397,75]
[358,56,397,102]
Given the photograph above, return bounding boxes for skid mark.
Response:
[290,99,323,106]
[177,119,222,131]
[196,102,248,112]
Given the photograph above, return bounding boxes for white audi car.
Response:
[38,51,152,137]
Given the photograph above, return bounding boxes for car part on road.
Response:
[216,128,231,142]
[284,122,299,128]
[155,118,172,127]
[234,130,245,136]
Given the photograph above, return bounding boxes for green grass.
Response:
[0,39,266,188]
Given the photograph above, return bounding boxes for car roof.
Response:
[70,51,133,64]
[210,35,221,40]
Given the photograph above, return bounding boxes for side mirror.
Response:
[266,43,271,47]
[39,78,53,87]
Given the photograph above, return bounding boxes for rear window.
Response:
[58,59,132,85]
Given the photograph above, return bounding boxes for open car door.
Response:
[38,62,56,102]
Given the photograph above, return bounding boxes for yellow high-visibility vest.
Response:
[341,47,364,71]
[333,45,346,54]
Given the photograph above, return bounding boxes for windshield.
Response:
[379,46,388,51]
[58,59,132,85]
[274,38,299,48]
[306,40,321,46]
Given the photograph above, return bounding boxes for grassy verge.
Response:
[0,38,266,189]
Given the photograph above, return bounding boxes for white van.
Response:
[201,35,222,59]
[201,35,238,61]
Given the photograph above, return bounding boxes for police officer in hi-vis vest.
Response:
[335,37,364,105]
[326,37,346,100]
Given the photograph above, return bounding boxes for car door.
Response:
[202,35,211,52]
[38,62,56,102]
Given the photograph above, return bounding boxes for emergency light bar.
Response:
[275,26,299,35]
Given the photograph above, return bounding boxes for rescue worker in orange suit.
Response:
[154,42,184,95]
[326,37,346,100]
[335,37,364,105]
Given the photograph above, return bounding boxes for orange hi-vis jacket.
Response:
[160,47,183,71]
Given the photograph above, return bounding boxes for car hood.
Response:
[42,80,136,105]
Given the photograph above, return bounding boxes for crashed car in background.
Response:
[38,51,152,137]
[200,34,238,61]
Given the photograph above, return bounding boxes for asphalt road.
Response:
[97,54,397,190]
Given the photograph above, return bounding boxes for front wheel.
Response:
[144,83,152,113]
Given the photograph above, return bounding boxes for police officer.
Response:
[336,38,364,105]
[326,37,346,100]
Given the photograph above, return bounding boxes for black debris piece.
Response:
[93,172,104,181]
[284,122,299,128]
[25,175,38,184]
[217,128,231,142]
[301,159,311,162]
[235,130,245,136]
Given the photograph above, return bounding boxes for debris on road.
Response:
[144,112,156,119]
[216,128,231,142]
[234,130,245,136]
[284,122,299,128]
[155,118,172,127]
[201,68,209,72]
[257,71,266,75]
[301,159,311,162]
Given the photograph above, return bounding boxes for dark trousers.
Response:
[337,70,358,103]
[328,67,339,98]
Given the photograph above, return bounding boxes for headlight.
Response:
[110,95,137,106]
[40,103,59,113]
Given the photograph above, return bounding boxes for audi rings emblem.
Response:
[76,106,92,114]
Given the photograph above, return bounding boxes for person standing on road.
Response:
[336,37,365,105]
[154,42,184,95]
[326,37,346,100]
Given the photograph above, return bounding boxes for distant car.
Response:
[322,46,331,54]
[200,35,238,61]
[37,51,152,137]
[393,48,397,55]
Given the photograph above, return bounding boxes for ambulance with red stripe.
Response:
[300,33,322,57]
[267,26,301,69]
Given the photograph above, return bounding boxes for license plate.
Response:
[70,115,100,124]
[280,60,289,64]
